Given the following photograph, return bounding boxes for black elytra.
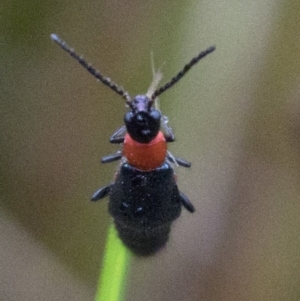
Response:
[92,162,195,256]
[110,163,182,256]
[51,33,215,256]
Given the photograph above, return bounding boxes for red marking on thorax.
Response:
[123,131,167,171]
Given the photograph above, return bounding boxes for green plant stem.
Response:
[95,224,131,301]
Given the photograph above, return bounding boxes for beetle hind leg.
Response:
[180,191,195,213]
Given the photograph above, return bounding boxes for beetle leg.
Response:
[161,115,175,142]
[180,191,195,213]
[91,184,113,201]
[167,154,191,168]
[109,125,126,144]
[101,151,122,164]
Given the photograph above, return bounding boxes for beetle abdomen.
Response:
[114,220,172,256]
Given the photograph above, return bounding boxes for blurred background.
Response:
[1,1,300,300]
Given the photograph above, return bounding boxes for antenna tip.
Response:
[50,33,60,42]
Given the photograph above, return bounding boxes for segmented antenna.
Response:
[151,46,216,101]
[50,34,131,103]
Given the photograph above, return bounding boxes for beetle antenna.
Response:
[151,46,216,101]
[51,34,131,103]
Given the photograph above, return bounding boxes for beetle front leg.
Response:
[161,115,175,142]
[109,125,126,144]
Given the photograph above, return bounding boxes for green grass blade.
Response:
[95,224,131,301]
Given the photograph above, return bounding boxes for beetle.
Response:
[51,34,215,255]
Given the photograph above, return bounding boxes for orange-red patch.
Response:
[123,131,167,171]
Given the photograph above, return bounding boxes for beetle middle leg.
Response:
[91,184,113,201]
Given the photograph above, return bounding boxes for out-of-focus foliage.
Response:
[1,1,300,300]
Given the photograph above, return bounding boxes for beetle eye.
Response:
[150,110,161,121]
[124,112,133,123]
